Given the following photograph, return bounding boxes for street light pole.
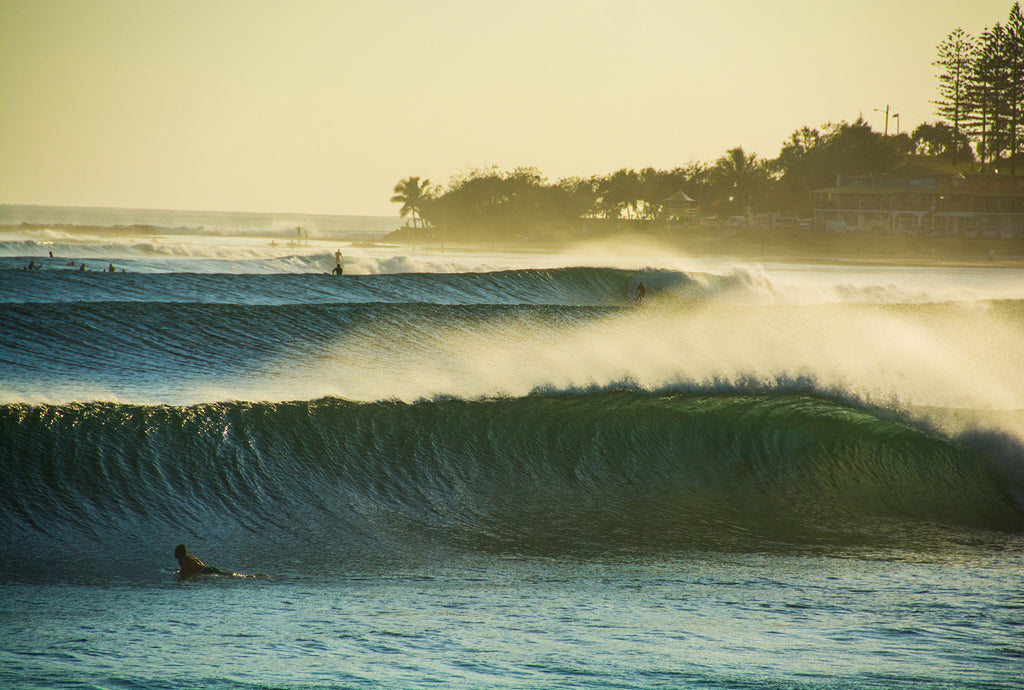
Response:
[892,113,900,135]
[873,105,890,136]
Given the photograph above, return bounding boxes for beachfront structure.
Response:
[658,191,698,222]
[811,174,1024,239]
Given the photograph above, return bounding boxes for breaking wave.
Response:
[3,391,1022,581]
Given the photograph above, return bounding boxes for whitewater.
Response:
[2,209,1023,689]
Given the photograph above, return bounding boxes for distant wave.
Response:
[3,290,1023,408]
[0,239,330,273]
[3,391,1022,580]
[0,204,398,238]
[0,264,796,305]
[0,300,615,405]
[0,266,635,304]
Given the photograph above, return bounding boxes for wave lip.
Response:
[3,392,1021,578]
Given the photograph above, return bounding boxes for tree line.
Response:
[390,2,1023,242]
[933,2,1024,173]
[388,120,913,242]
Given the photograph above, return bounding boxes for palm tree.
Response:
[391,176,433,228]
[597,169,641,219]
[710,147,767,217]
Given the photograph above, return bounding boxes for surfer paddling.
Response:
[174,544,230,579]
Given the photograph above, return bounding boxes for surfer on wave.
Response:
[634,281,646,304]
[174,544,230,579]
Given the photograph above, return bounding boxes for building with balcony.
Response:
[811,174,1024,239]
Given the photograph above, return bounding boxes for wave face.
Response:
[0,264,746,304]
[5,263,1023,407]
[3,392,1022,581]
[3,222,1024,583]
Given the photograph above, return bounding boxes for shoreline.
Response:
[386,227,1024,269]
[6,221,1024,269]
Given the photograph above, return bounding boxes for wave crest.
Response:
[3,391,1020,576]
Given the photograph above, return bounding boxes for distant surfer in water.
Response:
[174,544,230,579]
[633,281,646,304]
[332,248,343,275]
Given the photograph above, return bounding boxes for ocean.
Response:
[2,206,1023,689]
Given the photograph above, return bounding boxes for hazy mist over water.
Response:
[0,204,398,240]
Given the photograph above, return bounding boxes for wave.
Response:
[0,204,397,238]
[0,263,869,307]
[0,242,335,275]
[4,294,1024,408]
[7,256,1024,307]
[0,300,603,376]
[0,300,616,405]
[0,266,660,305]
[2,391,1022,581]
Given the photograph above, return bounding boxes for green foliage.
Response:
[390,176,434,229]
[935,3,1024,171]
[389,118,916,238]
[389,116,930,237]
[771,118,909,215]
[933,27,976,164]
[423,167,582,241]
[706,147,771,217]
[396,165,706,242]
[387,4,1024,241]
[912,121,975,160]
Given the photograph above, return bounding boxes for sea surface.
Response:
[2,206,1024,689]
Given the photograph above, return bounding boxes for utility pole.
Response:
[873,105,890,136]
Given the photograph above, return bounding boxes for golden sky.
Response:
[0,0,1013,216]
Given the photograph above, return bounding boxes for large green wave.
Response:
[3,390,1021,576]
